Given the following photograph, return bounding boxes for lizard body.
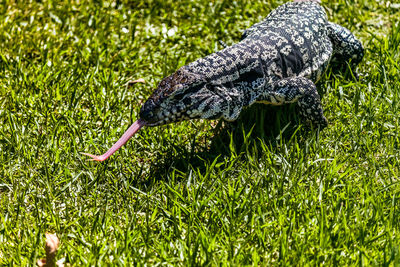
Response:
[84,1,364,161]
[140,1,363,127]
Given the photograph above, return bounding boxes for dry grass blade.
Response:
[126,78,146,87]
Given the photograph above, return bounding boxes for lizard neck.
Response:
[183,42,278,110]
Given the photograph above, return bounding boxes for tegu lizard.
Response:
[83,0,364,161]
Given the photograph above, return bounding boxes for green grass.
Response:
[1,0,399,265]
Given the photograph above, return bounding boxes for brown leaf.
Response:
[37,233,61,267]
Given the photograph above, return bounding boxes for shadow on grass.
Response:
[143,103,306,183]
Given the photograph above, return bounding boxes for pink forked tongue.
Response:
[82,119,146,162]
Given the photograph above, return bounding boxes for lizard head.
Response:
[139,68,216,126]
[83,67,242,161]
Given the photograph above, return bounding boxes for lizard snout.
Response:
[139,99,157,123]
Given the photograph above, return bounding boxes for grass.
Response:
[0,0,399,265]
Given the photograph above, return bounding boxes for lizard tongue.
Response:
[82,119,146,162]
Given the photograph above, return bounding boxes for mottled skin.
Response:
[84,1,364,161]
[140,1,364,128]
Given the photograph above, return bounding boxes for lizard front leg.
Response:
[257,77,328,128]
[327,22,364,77]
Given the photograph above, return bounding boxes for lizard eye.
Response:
[167,84,184,97]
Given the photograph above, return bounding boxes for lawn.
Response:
[0,0,399,265]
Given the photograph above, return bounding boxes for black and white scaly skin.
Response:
[139,1,364,129]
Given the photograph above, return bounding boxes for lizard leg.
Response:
[257,77,328,128]
[327,22,364,76]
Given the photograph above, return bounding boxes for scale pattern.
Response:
[139,1,364,128]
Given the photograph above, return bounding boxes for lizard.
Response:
[83,0,364,161]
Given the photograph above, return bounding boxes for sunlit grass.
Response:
[0,0,399,265]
